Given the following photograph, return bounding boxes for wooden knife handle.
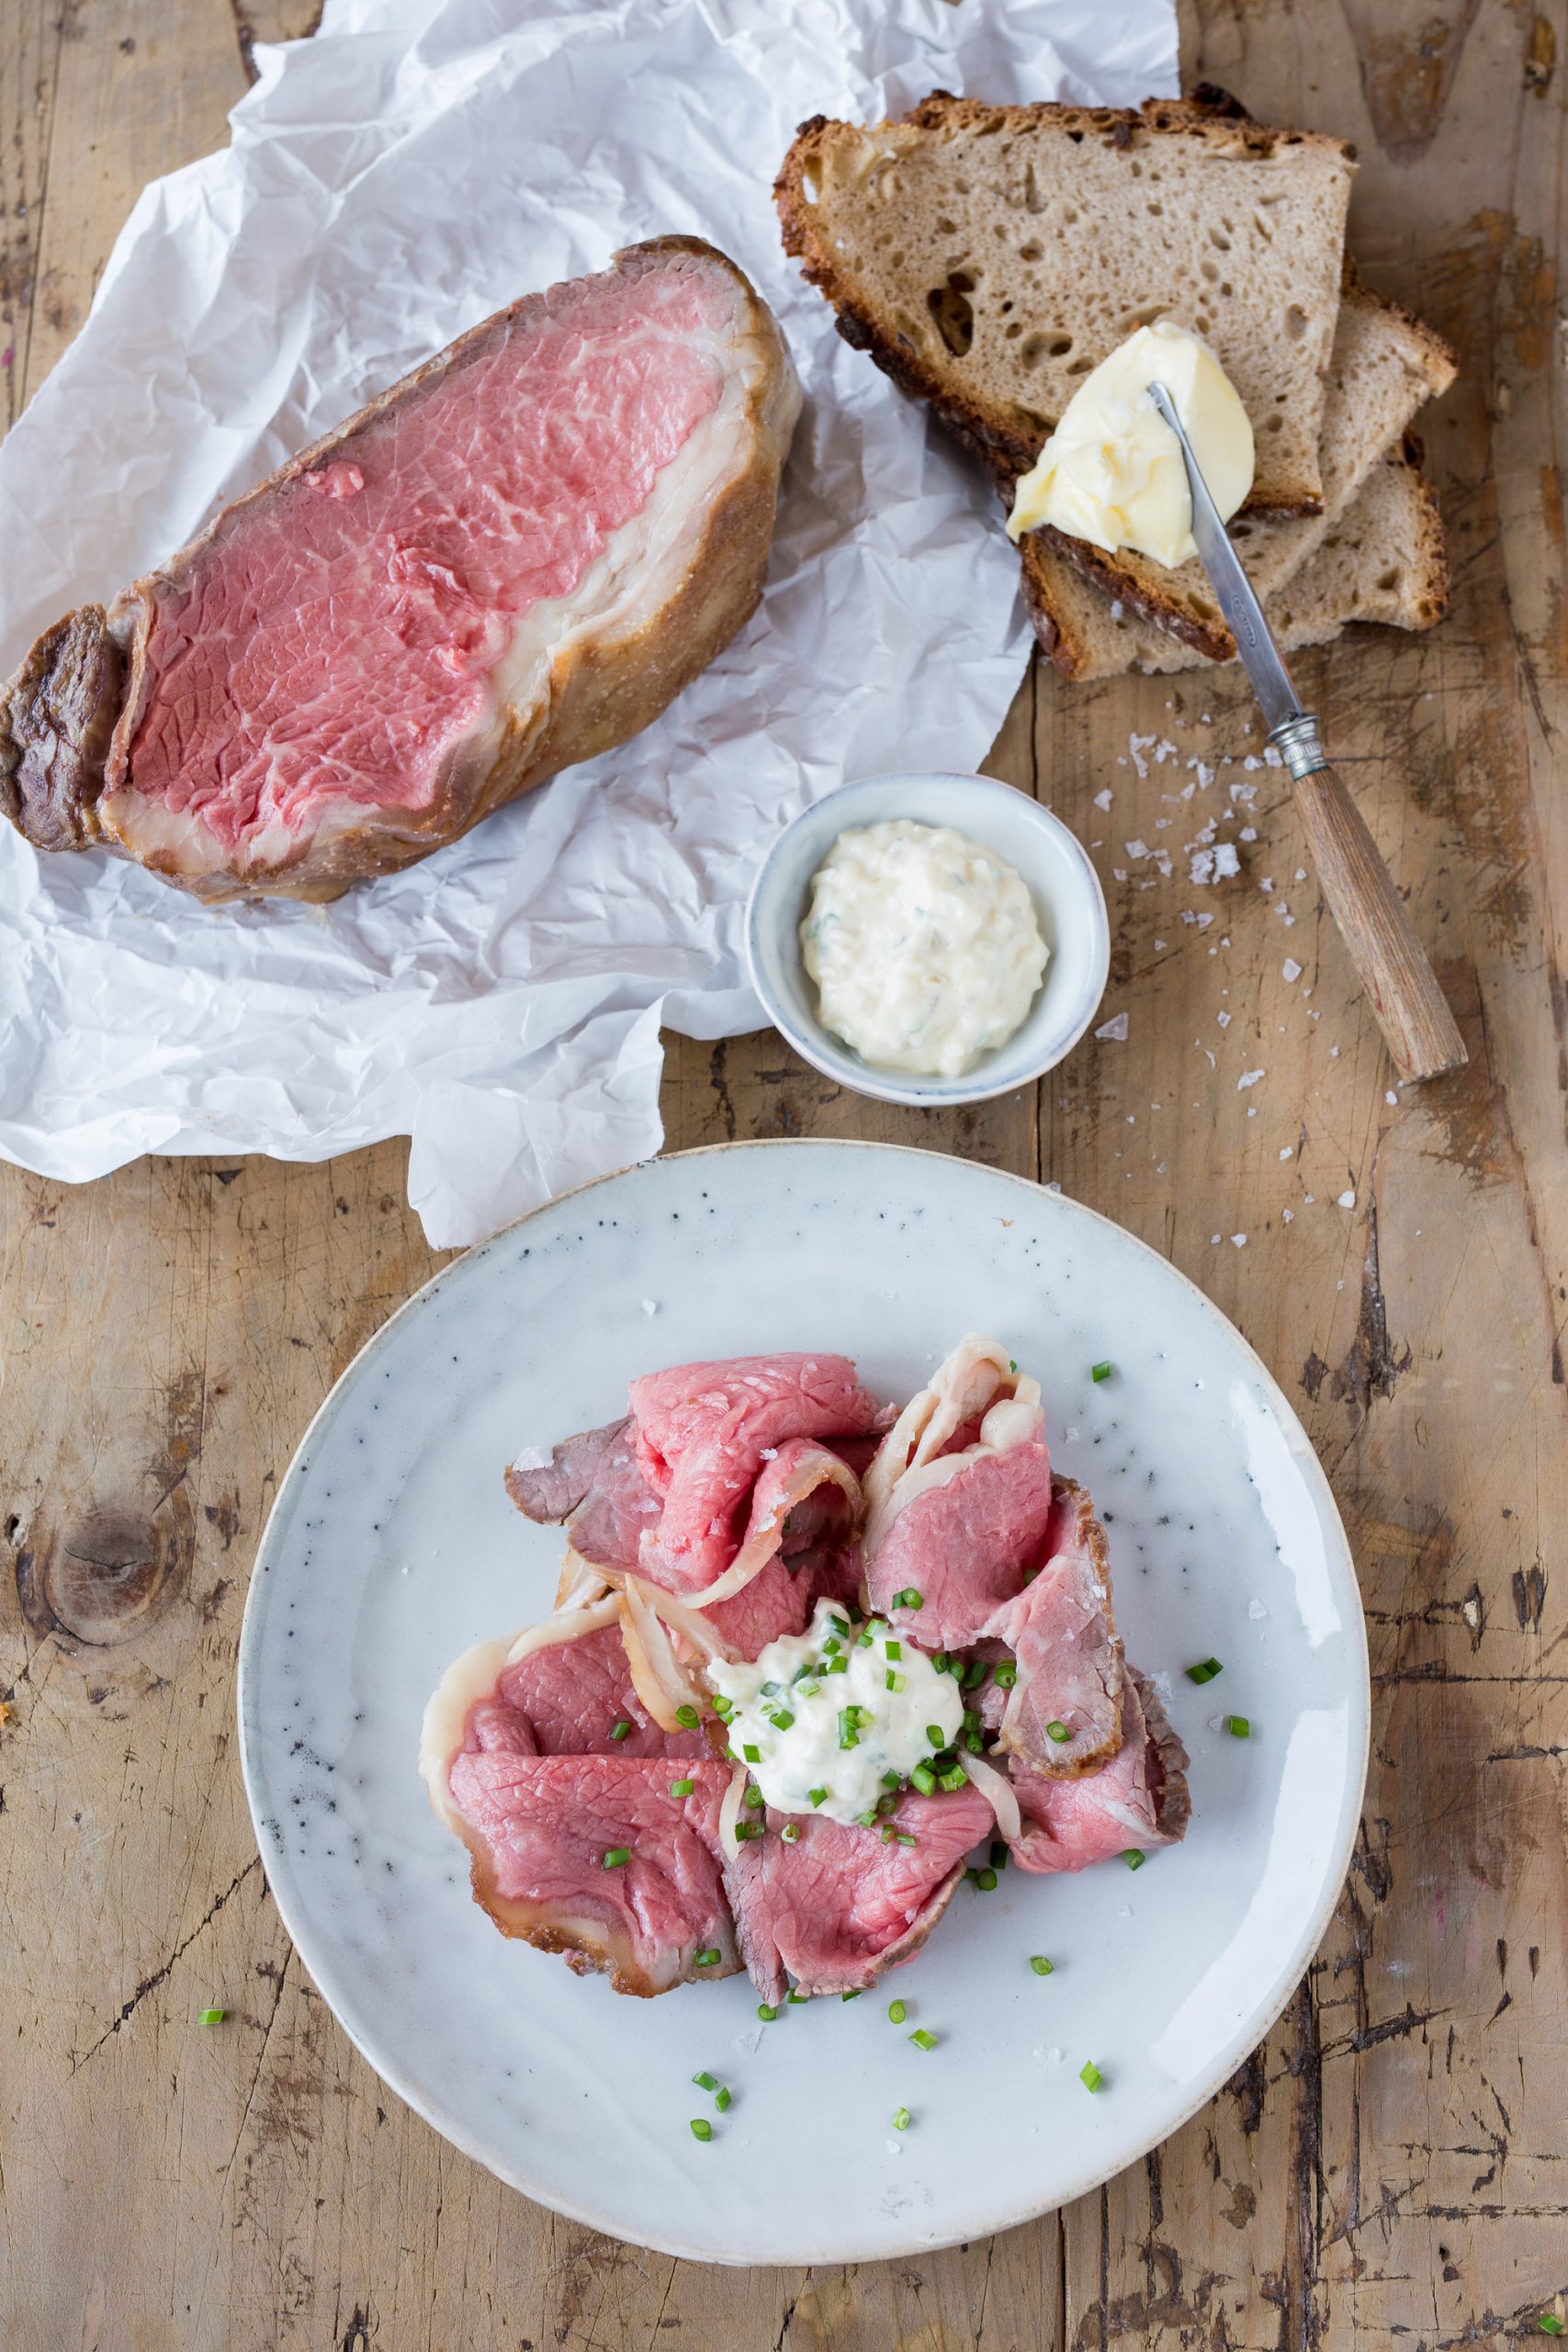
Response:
[1289,760,1468,1082]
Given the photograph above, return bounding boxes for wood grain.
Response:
[0,2,1563,2346]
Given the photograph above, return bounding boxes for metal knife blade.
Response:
[1146,380,1304,741]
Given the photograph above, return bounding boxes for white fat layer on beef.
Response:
[863,1333,1043,1557]
[101,303,799,879]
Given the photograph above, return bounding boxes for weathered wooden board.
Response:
[0,2,1562,2345]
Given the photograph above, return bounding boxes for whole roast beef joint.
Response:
[0,237,799,903]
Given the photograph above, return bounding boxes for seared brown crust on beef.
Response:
[0,605,122,851]
[1133,1668,1192,1842]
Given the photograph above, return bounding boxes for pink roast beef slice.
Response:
[467,1622,710,1762]
[980,1477,1125,1778]
[700,1436,863,1656]
[0,238,798,902]
[445,1752,739,1995]
[506,1416,660,1573]
[725,1785,994,2002]
[1005,1671,1190,1876]
[865,1439,1057,1649]
[628,1353,880,1592]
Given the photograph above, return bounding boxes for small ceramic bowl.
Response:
[743,772,1111,1108]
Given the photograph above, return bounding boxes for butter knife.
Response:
[1147,380,1465,1082]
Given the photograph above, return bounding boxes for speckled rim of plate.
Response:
[236,1139,1370,2263]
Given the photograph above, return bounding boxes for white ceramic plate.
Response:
[238,1141,1367,2266]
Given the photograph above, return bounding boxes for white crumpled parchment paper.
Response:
[0,0,1177,1246]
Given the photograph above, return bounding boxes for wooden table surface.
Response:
[3,2,1563,2345]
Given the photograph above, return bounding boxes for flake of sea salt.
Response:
[1282,958,1303,983]
[642,1299,659,1316]
[886,2140,905,2157]
[1093,787,1113,810]
[1190,848,1216,886]
[1231,1234,1247,1248]
[1304,1193,1315,1204]
[1259,876,1274,894]
[1238,825,1258,842]
[1264,744,1283,767]
[1281,1208,1294,1223]
[1213,842,1239,879]
[1217,1011,1231,1028]
[1280,1146,1292,1160]
[1128,732,1155,779]
[1385,1090,1398,1105]
[1295,869,1306,882]
[1337,1189,1357,1208]
[1238,1069,1264,1090]
[1096,1012,1129,1042]
[1112,867,1128,882]
[1154,938,1167,950]
[1211,1234,1222,1245]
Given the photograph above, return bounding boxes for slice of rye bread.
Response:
[774,85,1356,534]
[1023,272,1457,668]
[1023,446,1449,680]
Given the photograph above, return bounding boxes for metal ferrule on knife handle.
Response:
[1269,712,1328,780]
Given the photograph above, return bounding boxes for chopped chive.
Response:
[735,1821,763,1841]
[743,1743,761,1763]
[1079,2060,1103,2092]
[199,2007,227,2025]
[711,1695,733,1720]
[842,1989,863,2002]
[690,2117,714,2142]
[931,1652,950,1674]
[745,1783,765,1808]
[675,1702,701,1728]
[858,1632,874,1647]
[886,1640,903,1661]
[838,1710,859,1750]
[791,1662,814,1685]
[830,1616,850,1637]
[1123,1849,1146,1871]
[976,1867,998,1891]
[781,1821,802,1843]
[829,1655,850,1675]
[892,2106,912,2131]
[610,1719,631,1741]
[760,1679,782,1697]
[1030,1955,1054,1976]
[670,1777,694,1797]
[881,1824,895,1843]
[1227,1714,1251,1738]
[693,2069,717,2091]
[787,1989,808,2003]
[908,2029,937,2051]
[993,1662,1017,1689]
[858,1806,881,1827]
[1540,2319,1565,2337]
[809,1786,829,1807]
[768,1709,795,1732]
[892,1588,924,1611]
[715,2086,732,2112]
[758,2004,778,2021]
[882,1770,902,1791]
[1046,1720,1073,1744]
[694,1949,721,1967]
[603,1847,631,1869]
[886,1670,907,1693]
[990,1842,1009,1871]
[965,1732,983,1754]
[1187,1657,1224,1685]
[822,1636,840,1657]
[910,1763,937,1796]
[1090,1361,1111,1384]
[887,1998,908,2023]
[939,1763,968,1792]
[896,1832,918,1847]
[962,1709,981,1731]
[1009,1358,1018,1374]
[924,1724,946,1748]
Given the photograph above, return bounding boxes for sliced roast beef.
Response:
[724,1784,994,2001]
[479,1623,712,1761]
[863,1335,1055,1647]
[628,1352,880,1592]
[507,1415,660,1575]
[1,238,799,902]
[980,1477,1125,1778]
[1005,1670,1190,1876]
[443,1753,740,1996]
